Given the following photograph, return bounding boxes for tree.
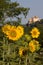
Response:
[0,0,30,25]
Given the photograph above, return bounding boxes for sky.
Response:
[11,0,43,24]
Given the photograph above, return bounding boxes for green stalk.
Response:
[3,37,10,65]
[25,56,27,65]
[19,58,21,65]
[6,39,10,65]
[3,37,5,65]
[3,51,5,65]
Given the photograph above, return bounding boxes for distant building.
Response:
[28,16,40,24]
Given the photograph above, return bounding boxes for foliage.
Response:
[0,0,29,23]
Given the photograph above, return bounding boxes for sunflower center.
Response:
[33,31,37,35]
[10,30,17,37]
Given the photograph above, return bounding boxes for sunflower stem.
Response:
[19,58,21,65]
[6,39,10,65]
[25,56,27,65]
[3,37,5,65]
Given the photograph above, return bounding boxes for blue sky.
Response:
[11,0,43,24]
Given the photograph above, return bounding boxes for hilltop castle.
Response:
[28,16,40,24]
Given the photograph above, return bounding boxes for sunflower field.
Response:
[0,19,43,65]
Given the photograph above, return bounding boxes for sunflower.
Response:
[30,27,40,38]
[19,47,24,56]
[29,41,36,53]
[2,24,11,35]
[25,34,32,41]
[29,39,40,53]
[2,25,23,41]
[17,26,24,38]
[33,40,40,51]
[7,26,20,41]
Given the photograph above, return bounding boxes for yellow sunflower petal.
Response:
[19,47,24,56]
[2,24,11,35]
[29,40,36,52]
[17,26,24,38]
